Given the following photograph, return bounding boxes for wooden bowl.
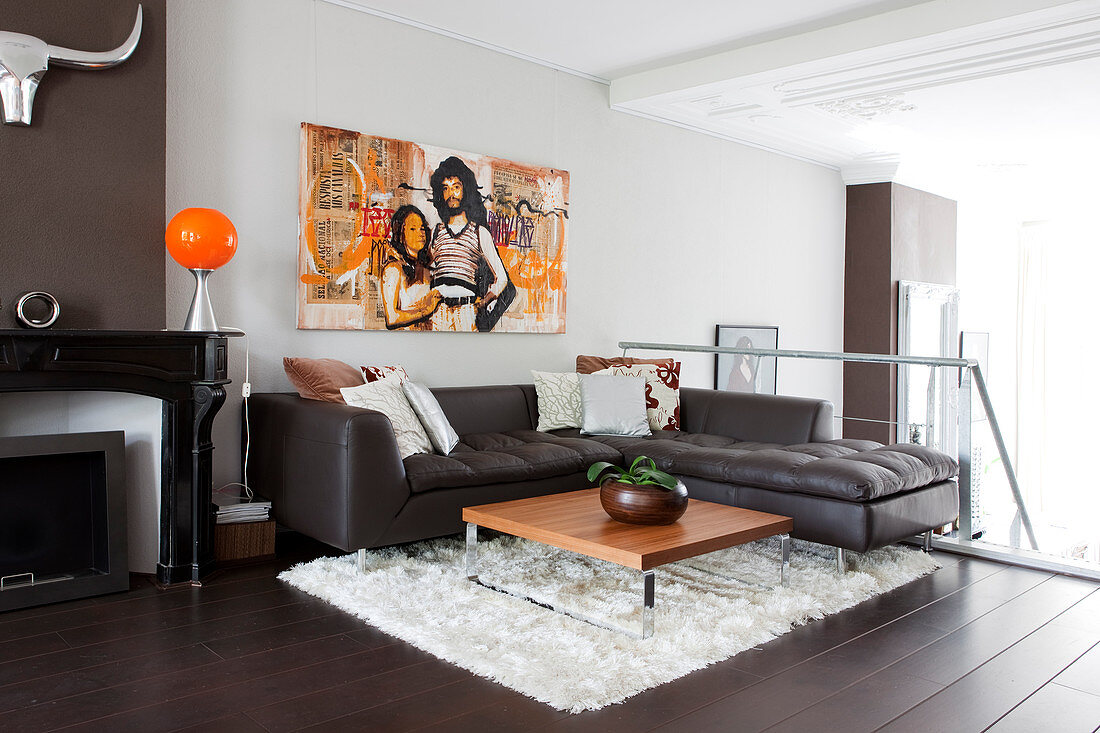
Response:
[599,480,689,525]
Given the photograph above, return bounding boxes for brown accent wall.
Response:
[0,0,166,329]
[844,183,894,443]
[843,182,957,443]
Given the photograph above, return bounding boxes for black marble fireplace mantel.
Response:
[0,330,240,585]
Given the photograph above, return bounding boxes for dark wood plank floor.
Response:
[1,534,1097,732]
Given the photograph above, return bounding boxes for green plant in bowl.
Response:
[587,456,681,490]
[588,456,689,525]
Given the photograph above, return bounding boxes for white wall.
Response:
[0,392,162,573]
[167,0,848,487]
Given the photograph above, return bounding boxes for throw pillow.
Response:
[593,362,681,431]
[340,378,433,459]
[283,357,364,403]
[578,373,651,437]
[361,365,410,383]
[530,370,582,431]
[401,381,460,455]
[576,354,676,374]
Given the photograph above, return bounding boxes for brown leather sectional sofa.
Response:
[248,385,959,556]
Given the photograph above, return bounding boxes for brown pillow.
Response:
[576,355,676,374]
[283,357,364,403]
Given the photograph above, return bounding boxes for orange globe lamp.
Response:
[166,208,237,331]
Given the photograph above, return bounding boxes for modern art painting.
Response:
[715,324,779,394]
[298,123,569,332]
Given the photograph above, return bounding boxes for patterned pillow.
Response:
[531,370,582,431]
[361,365,410,383]
[576,355,675,374]
[339,378,432,459]
[593,361,681,431]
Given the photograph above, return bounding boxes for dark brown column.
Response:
[843,183,956,443]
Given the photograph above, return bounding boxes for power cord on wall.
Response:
[213,327,254,502]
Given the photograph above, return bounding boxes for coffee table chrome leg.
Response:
[465,523,478,581]
[465,547,655,639]
[780,534,791,587]
[642,570,655,639]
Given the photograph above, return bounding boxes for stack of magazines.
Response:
[214,492,271,524]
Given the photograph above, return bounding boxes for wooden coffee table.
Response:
[462,488,794,639]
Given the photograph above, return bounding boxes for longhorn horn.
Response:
[47,5,142,69]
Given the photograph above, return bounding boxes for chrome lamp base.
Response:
[184,269,218,332]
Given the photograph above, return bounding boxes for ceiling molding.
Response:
[609,0,1085,105]
[774,11,1100,106]
[816,95,916,120]
[610,0,1100,170]
[841,154,902,184]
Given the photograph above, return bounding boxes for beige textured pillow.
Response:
[340,378,432,459]
[531,370,582,431]
[283,357,364,403]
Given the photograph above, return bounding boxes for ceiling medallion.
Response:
[816,95,916,120]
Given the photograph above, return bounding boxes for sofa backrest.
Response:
[679,387,834,444]
[427,383,833,445]
[430,385,535,436]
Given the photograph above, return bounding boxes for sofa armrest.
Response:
[247,393,410,551]
[679,388,835,444]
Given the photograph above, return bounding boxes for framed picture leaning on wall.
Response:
[715,324,779,394]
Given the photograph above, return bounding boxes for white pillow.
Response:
[340,378,432,459]
[593,363,681,432]
[531,370,582,431]
[578,373,651,437]
[401,380,460,455]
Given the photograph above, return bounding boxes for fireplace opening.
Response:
[0,431,128,611]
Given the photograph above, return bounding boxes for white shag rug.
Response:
[279,534,939,713]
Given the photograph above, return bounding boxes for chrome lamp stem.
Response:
[184,269,218,332]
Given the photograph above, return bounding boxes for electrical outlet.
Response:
[242,382,251,398]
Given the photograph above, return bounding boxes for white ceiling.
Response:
[331,0,929,79]
[332,0,1100,209]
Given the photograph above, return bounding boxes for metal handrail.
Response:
[618,340,1039,551]
[619,341,974,368]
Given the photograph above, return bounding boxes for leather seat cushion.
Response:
[565,431,957,502]
[669,440,956,501]
[403,430,621,493]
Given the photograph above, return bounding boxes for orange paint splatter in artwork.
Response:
[499,211,567,320]
[302,152,376,284]
[334,150,387,278]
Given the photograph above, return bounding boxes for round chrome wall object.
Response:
[15,291,61,329]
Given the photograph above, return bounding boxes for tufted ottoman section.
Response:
[403,430,620,493]
[662,440,957,501]
[578,432,958,503]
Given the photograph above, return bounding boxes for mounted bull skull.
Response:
[0,5,142,126]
